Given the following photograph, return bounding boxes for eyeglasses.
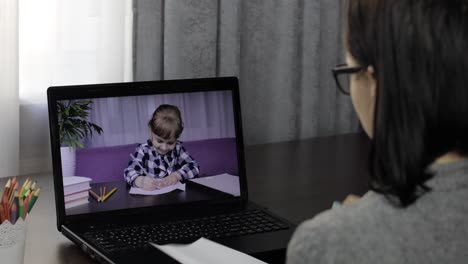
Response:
[332,64,364,95]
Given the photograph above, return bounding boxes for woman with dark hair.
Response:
[287,0,468,263]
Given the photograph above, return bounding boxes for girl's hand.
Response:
[134,176,160,191]
[158,172,182,188]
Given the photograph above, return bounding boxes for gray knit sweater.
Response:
[287,160,468,264]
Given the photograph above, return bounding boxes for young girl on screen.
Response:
[124,104,200,191]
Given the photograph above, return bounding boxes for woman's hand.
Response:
[158,172,182,188]
[134,176,160,191]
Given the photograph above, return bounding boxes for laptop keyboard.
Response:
[84,210,289,253]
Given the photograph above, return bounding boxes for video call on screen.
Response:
[59,90,241,215]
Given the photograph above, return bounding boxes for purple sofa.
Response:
[75,138,238,183]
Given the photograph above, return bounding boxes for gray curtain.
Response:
[133,0,359,145]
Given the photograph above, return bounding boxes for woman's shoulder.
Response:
[287,191,393,264]
[289,181,468,263]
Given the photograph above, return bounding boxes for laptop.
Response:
[47,77,295,264]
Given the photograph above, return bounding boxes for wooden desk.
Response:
[0,132,371,263]
[246,132,371,225]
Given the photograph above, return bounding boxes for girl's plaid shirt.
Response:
[124,140,200,186]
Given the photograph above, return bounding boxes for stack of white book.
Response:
[63,176,92,209]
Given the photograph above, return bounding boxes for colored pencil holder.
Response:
[0,219,27,264]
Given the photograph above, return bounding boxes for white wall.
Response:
[0,0,19,178]
[19,104,52,175]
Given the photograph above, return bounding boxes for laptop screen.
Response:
[49,80,244,217]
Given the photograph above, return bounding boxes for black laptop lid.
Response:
[47,77,248,229]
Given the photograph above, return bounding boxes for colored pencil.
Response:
[23,197,29,219]
[11,182,18,201]
[1,177,40,224]
[13,191,19,219]
[1,179,11,200]
[101,187,117,202]
[0,204,5,223]
[8,190,18,208]
[22,181,31,198]
[24,189,31,201]
[10,203,17,224]
[19,178,29,199]
[18,198,24,220]
[5,179,13,203]
[8,177,16,199]
[89,190,102,202]
[10,190,18,209]
[28,188,40,212]
[26,189,33,204]
[2,180,11,217]
[2,192,9,222]
[11,176,16,188]
[30,181,37,191]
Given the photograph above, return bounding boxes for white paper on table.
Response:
[151,237,267,264]
[129,182,186,195]
[189,173,240,196]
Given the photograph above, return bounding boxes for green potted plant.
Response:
[57,99,103,176]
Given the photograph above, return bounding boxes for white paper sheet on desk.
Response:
[151,237,267,264]
[189,173,240,196]
[129,182,186,195]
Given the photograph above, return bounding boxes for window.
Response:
[19,0,133,103]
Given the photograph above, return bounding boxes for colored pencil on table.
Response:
[103,186,106,197]
[89,190,101,203]
[27,188,40,213]
[101,187,117,202]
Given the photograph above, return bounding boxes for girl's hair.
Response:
[148,104,184,140]
[346,0,468,206]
